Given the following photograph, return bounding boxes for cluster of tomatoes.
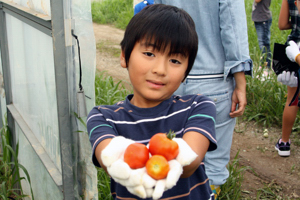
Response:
[124,132,179,180]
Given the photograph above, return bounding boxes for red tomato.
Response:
[148,131,179,161]
[146,155,170,180]
[124,143,149,169]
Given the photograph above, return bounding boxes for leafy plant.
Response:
[0,114,34,200]
[97,168,113,200]
[244,0,300,132]
[219,151,250,200]
[76,71,131,200]
[244,66,288,128]
[95,71,131,106]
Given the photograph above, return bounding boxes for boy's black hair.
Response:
[120,4,198,80]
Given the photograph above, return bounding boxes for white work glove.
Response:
[285,41,300,62]
[102,136,148,198]
[140,159,183,199]
[101,137,198,199]
[277,71,298,87]
[143,138,198,200]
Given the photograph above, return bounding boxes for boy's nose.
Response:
[152,59,167,76]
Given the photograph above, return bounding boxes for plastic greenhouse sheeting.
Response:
[4,0,97,199]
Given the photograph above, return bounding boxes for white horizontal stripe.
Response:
[106,104,196,125]
[185,127,217,144]
[87,113,103,124]
[187,74,224,79]
[196,100,216,107]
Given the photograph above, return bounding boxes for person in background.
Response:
[252,0,272,68]
[276,0,300,157]
[134,0,154,15]
[154,0,253,199]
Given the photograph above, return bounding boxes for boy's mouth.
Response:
[147,80,165,88]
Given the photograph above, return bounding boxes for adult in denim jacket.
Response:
[155,0,253,193]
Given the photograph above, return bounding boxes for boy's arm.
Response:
[94,138,112,173]
[180,131,210,178]
[278,0,291,30]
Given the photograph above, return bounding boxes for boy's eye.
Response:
[144,52,155,57]
[170,59,181,64]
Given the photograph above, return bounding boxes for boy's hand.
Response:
[277,71,298,87]
[141,159,183,200]
[286,40,300,62]
[172,138,198,166]
[101,136,148,198]
[149,138,197,199]
[101,137,197,199]
[101,136,135,167]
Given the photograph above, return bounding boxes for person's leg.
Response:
[255,21,269,67]
[276,86,299,156]
[263,18,272,67]
[282,86,299,142]
[205,118,236,186]
[254,21,264,52]
[175,78,235,198]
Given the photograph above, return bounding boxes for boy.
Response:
[88,4,217,200]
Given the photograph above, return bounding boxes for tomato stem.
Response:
[167,130,176,140]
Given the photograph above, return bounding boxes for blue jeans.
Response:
[175,77,236,186]
[254,18,272,67]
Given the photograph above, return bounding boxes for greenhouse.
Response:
[0,0,97,199]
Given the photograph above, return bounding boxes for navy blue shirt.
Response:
[88,94,217,200]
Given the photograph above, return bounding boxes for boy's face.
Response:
[120,40,188,108]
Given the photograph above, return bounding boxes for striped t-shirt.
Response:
[88,94,217,200]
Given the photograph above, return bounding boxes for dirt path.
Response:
[93,23,131,89]
[93,23,300,199]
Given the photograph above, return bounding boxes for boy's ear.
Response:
[120,50,127,68]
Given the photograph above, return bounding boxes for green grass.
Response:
[91,0,133,30]
[96,41,121,58]
[219,151,250,200]
[0,114,34,200]
[95,71,131,106]
[94,71,131,199]
[244,0,300,132]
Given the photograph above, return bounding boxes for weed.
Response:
[219,151,250,200]
[0,114,34,199]
[97,168,113,200]
[256,180,287,200]
[89,71,131,200]
[95,71,131,106]
[244,0,300,133]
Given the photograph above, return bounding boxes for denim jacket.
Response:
[155,0,253,80]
